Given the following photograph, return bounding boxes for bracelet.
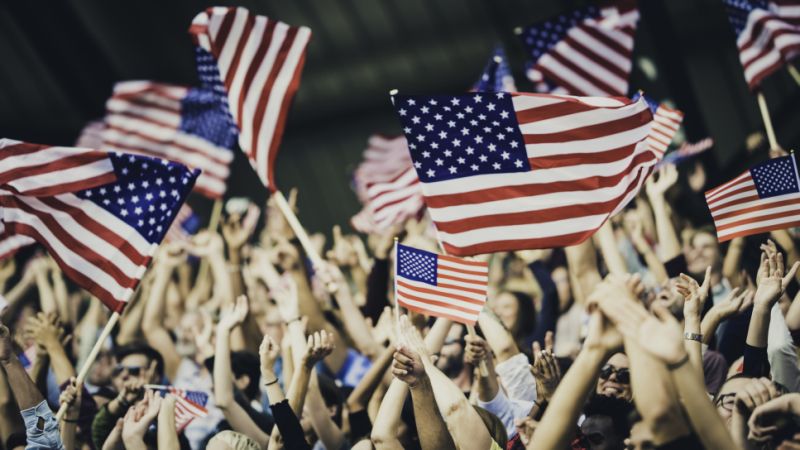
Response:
[683,332,703,342]
[666,354,690,371]
[63,417,80,423]
[264,377,279,386]
[285,317,301,325]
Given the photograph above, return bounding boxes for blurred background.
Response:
[0,0,798,235]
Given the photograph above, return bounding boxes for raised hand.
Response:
[302,330,335,369]
[155,242,186,268]
[707,288,753,323]
[398,314,431,364]
[391,345,426,388]
[645,164,678,199]
[327,225,359,268]
[218,295,249,331]
[271,274,299,322]
[464,334,490,365]
[59,377,82,413]
[187,231,225,258]
[221,211,257,252]
[757,240,800,292]
[121,390,162,447]
[634,304,686,365]
[747,393,800,443]
[734,377,781,416]
[676,267,712,321]
[583,309,623,356]
[259,334,281,375]
[530,331,561,402]
[754,246,798,310]
[24,312,66,354]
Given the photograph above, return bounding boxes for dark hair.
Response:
[113,342,164,378]
[231,351,261,400]
[583,395,634,439]
[316,372,344,427]
[502,290,536,345]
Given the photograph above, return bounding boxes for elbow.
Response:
[370,429,395,447]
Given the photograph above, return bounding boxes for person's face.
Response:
[581,415,623,450]
[650,278,684,315]
[686,232,720,275]
[552,266,573,310]
[176,311,200,358]
[112,353,150,391]
[88,352,113,386]
[597,353,632,401]
[437,325,465,376]
[715,377,752,427]
[494,292,519,330]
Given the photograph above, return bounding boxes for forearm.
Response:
[1,357,44,410]
[333,289,380,358]
[531,348,606,449]
[786,290,800,331]
[347,345,394,411]
[639,245,669,285]
[649,198,681,262]
[565,240,601,306]
[409,376,457,450]
[371,380,409,450]
[34,270,57,315]
[477,312,519,363]
[684,317,704,381]
[306,372,345,450]
[116,293,146,345]
[595,222,627,275]
[476,356,499,402]
[45,343,75,386]
[722,238,745,286]
[61,401,81,450]
[209,256,234,309]
[157,406,180,450]
[700,312,722,345]
[746,305,771,349]
[671,359,737,449]
[213,328,235,409]
[287,363,312,416]
[270,399,311,450]
[424,318,453,354]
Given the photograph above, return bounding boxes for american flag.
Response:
[705,155,800,242]
[0,235,35,260]
[0,139,198,311]
[102,81,236,199]
[657,137,714,168]
[164,204,200,244]
[391,92,681,256]
[395,243,488,325]
[353,135,413,202]
[473,45,517,93]
[75,120,106,150]
[518,0,639,96]
[723,0,800,90]
[148,385,209,431]
[357,167,425,233]
[189,7,312,191]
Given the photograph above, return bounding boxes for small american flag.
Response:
[353,135,413,202]
[164,205,200,244]
[190,7,312,191]
[395,243,488,325]
[148,385,209,431]
[391,92,681,255]
[723,0,800,90]
[706,155,800,242]
[518,0,639,96]
[102,81,236,199]
[657,137,714,168]
[473,45,517,93]
[0,139,198,311]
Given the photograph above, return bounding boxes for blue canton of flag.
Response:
[392,93,529,183]
[189,48,239,150]
[473,45,517,93]
[78,153,199,244]
[751,156,800,199]
[397,244,438,285]
[631,92,660,115]
[724,0,769,36]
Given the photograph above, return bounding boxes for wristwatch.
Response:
[683,332,703,342]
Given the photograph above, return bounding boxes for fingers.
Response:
[544,330,554,353]
[701,266,712,292]
[651,303,679,325]
[784,261,800,287]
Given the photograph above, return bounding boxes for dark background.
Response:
[1,0,798,236]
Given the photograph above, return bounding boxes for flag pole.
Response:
[393,237,402,341]
[55,311,121,421]
[272,189,336,291]
[756,91,779,150]
[788,64,800,87]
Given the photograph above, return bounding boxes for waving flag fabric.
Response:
[0,139,198,311]
[706,155,800,242]
[102,81,236,199]
[164,205,200,244]
[148,385,209,431]
[657,138,714,168]
[723,0,800,90]
[353,135,413,201]
[473,45,517,93]
[391,92,682,255]
[518,0,639,96]
[395,243,488,325]
[189,7,311,191]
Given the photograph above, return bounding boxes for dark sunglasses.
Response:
[599,365,630,384]
[112,365,143,377]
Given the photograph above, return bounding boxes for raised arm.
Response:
[141,245,183,381]
[645,165,681,262]
[701,288,753,344]
[676,268,711,380]
[305,370,346,450]
[25,312,74,385]
[213,296,269,447]
[565,239,602,306]
[59,378,81,450]
[157,395,180,450]
[595,221,627,275]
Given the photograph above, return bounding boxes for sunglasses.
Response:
[112,365,143,377]
[599,365,630,384]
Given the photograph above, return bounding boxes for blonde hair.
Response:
[208,431,261,450]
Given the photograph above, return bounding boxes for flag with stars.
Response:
[391,91,681,255]
[518,0,639,96]
[706,155,800,242]
[395,242,488,325]
[147,385,209,431]
[722,0,800,90]
[472,45,517,93]
[0,138,199,312]
[102,80,236,199]
[189,6,312,191]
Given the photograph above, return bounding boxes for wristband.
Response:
[285,317,301,325]
[666,354,690,371]
[683,332,703,342]
[264,377,279,386]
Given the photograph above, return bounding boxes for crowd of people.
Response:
[2,153,800,450]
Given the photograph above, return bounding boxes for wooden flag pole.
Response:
[393,237,401,328]
[55,311,121,421]
[788,64,800,87]
[756,91,780,150]
[196,199,224,283]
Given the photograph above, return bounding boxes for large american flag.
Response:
[395,243,488,325]
[148,385,209,431]
[0,139,198,311]
[473,45,518,93]
[705,155,800,242]
[102,81,236,199]
[189,7,312,191]
[390,92,681,255]
[723,0,800,90]
[518,0,639,96]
